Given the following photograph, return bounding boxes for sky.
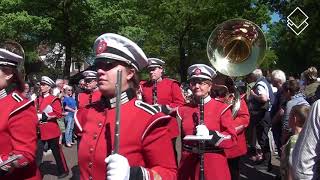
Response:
[271,12,281,23]
[262,12,281,31]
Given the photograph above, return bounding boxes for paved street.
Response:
[41,144,79,180]
[42,143,280,180]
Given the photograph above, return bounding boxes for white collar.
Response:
[0,89,7,99]
[102,88,135,109]
[203,95,211,104]
[43,93,50,98]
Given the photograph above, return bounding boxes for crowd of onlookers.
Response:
[180,66,320,180]
[20,65,320,179]
[22,78,86,148]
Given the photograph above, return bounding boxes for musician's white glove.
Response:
[43,105,53,114]
[0,156,10,172]
[37,113,42,121]
[105,154,130,180]
[196,125,210,136]
[30,93,37,101]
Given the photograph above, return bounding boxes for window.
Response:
[56,60,63,69]
[73,62,84,71]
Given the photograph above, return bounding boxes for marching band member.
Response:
[75,33,177,180]
[0,46,41,179]
[140,58,185,114]
[139,58,184,162]
[212,73,250,180]
[77,70,101,109]
[177,64,237,180]
[76,70,101,148]
[35,76,69,179]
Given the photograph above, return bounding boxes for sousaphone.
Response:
[207,19,267,116]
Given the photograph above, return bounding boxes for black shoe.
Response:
[255,163,272,172]
[57,172,69,179]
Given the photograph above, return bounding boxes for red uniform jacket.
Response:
[222,95,250,158]
[140,77,185,108]
[77,90,101,109]
[75,97,177,180]
[140,78,184,139]
[37,94,62,140]
[177,96,237,180]
[0,90,41,180]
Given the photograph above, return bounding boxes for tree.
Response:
[138,0,270,81]
[265,0,320,75]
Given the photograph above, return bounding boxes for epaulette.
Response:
[9,100,34,117]
[84,101,105,112]
[214,97,226,103]
[85,101,100,107]
[164,77,179,83]
[240,93,246,99]
[12,92,23,102]
[135,100,159,115]
[221,103,232,116]
[139,80,147,85]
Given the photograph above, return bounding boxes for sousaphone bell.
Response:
[207,18,267,116]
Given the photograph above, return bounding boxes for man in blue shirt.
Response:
[63,85,77,147]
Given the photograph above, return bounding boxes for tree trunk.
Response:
[63,0,73,79]
[179,43,187,82]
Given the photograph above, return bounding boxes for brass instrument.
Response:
[207,19,266,117]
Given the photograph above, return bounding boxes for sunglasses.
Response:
[147,67,162,72]
[189,78,210,86]
[94,59,119,71]
[85,79,95,83]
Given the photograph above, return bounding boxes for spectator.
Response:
[270,69,287,155]
[280,104,310,180]
[52,79,64,98]
[292,99,320,180]
[281,80,309,144]
[247,69,274,171]
[22,82,31,99]
[62,85,77,147]
[302,67,320,104]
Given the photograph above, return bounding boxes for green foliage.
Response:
[1,0,272,81]
[139,0,270,81]
[266,0,320,76]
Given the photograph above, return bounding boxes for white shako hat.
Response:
[0,48,23,67]
[93,33,148,71]
[82,70,97,80]
[147,58,165,68]
[41,76,55,87]
[187,64,217,80]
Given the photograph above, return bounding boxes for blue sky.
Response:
[271,12,281,23]
[262,12,281,31]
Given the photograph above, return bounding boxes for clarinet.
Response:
[36,94,41,136]
[152,80,157,105]
[199,97,205,180]
[89,92,93,105]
